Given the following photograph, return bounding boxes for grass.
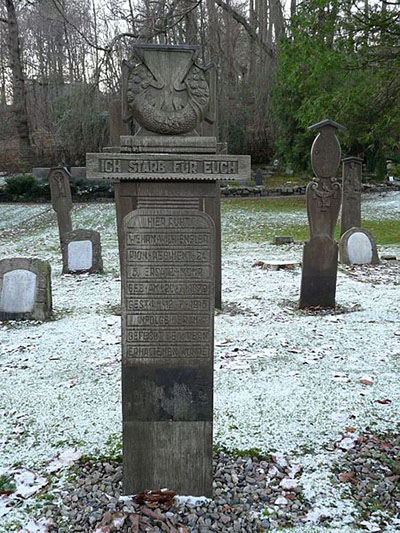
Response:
[221,196,400,245]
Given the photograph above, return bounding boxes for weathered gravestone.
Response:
[87,43,251,496]
[61,229,103,274]
[340,228,379,266]
[299,119,345,308]
[48,167,73,245]
[340,157,363,236]
[109,98,130,148]
[0,258,52,321]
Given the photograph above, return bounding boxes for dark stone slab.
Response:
[299,236,338,308]
[339,227,379,266]
[0,258,52,321]
[61,229,103,274]
[341,157,363,236]
[48,167,73,245]
[300,119,345,308]
[122,197,215,496]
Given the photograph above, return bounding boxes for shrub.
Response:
[4,174,50,201]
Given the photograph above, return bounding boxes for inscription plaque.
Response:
[0,258,52,321]
[339,227,379,266]
[122,200,215,496]
[67,240,93,271]
[86,153,250,182]
[0,269,36,313]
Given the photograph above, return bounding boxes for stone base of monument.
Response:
[299,236,338,308]
[339,228,379,266]
[0,258,52,321]
[62,229,103,274]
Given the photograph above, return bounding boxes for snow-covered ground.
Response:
[0,193,399,531]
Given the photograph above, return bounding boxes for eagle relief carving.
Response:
[122,44,215,136]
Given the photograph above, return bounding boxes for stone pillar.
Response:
[122,190,214,496]
[299,119,345,309]
[86,43,251,496]
[340,157,363,236]
[48,167,73,246]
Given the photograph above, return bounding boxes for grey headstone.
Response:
[341,157,362,236]
[48,167,73,244]
[340,228,379,265]
[62,229,103,274]
[300,119,345,308]
[0,258,52,321]
[69,167,87,180]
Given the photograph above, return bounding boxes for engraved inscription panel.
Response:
[0,269,37,313]
[123,209,214,361]
[68,240,93,271]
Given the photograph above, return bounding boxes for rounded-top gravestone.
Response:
[0,258,52,321]
[340,227,379,265]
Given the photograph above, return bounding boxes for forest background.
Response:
[0,0,399,176]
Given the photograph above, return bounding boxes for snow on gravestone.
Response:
[0,269,36,313]
[339,228,379,266]
[0,258,52,321]
[67,240,93,271]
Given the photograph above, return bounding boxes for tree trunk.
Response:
[5,0,32,159]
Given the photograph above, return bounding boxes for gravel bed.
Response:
[334,432,400,530]
[42,452,311,532]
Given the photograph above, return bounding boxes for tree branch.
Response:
[214,0,275,58]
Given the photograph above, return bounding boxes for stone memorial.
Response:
[87,43,251,496]
[340,228,379,266]
[109,98,130,148]
[48,167,73,245]
[88,43,228,309]
[299,119,345,308]
[61,229,103,274]
[340,157,363,236]
[0,258,52,321]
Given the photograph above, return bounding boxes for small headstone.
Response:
[340,228,379,265]
[273,236,294,245]
[0,258,52,321]
[62,229,103,274]
[48,167,73,245]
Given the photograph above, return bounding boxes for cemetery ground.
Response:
[0,192,400,533]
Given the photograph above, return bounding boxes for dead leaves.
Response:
[338,471,356,484]
[133,489,176,510]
